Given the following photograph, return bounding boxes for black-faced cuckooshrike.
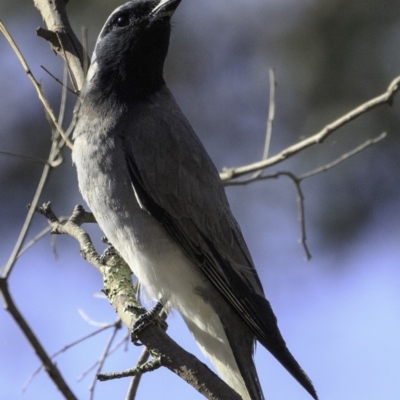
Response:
[72,1,318,399]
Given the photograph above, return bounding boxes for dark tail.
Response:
[252,293,319,400]
[223,318,265,400]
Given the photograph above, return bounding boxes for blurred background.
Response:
[1,0,399,399]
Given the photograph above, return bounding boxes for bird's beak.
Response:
[151,0,182,20]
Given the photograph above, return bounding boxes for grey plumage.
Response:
[72,1,318,399]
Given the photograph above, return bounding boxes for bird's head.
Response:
[84,0,181,102]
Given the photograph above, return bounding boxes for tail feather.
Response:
[228,339,264,400]
[221,307,265,400]
[252,293,319,400]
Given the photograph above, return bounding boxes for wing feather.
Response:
[119,87,317,399]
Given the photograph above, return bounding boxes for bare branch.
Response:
[0,34,75,399]
[299,132,387,180]
[228,172,311,259]
[90,322,122,400]
[78,309,117,327]
[13,217,68,261]
[1,95,70,279]
[285,172,312,260]
[81,26,89,78]
[23,321,118,392]
[41,65,76,94]
[0,150,50,166]
[2,165,51,278]
[78,331,131,383]
[98,350,163,381]
[220,76,400,181]
[126,347,150,400]
[0,279,78,400]
[1,106,69,278]
[225,131,387,259]
[34,203,241,400]
[0,21,73,149]
[262,68,276,161]
[252,68,276,179]
[33,0,87,91]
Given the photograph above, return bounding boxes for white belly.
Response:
[73,137,249,399]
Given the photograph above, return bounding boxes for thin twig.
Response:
[89,322,122,400]
[78,309,117,327]
[0,150,50,166]
[14,218,68,260]
[125,347,150,400]
[263,68,276,159]
[1,121,68,277]
[59,62,70,126]
[54,103,79,161]
[98,350,163,382]
[77,330,130,382]
[56,322,119,357]
[41,65,76,94]
[1,116,67,278]
[299,132,387,180]
[268,171,311,260]
[2,161,52,277]
[283,172,311,260]
[81,26,89,77]
[34,0,87,90]
[23,321,119,392]
[260,171,312,260]
[0,21,73,149]
[56,31,79,94]
[225,132,387,259]
[0,279,78,400]
[263,68,276,160]
[253,67,276,180]
[220,76,400,181]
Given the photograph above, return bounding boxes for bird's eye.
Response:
[115,13,130,28]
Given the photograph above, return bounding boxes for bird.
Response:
[72,1,318,399]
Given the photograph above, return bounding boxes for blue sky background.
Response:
[1,0,400,399]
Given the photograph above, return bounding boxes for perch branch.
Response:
[34,202,241,400]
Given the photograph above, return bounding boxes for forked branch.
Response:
[220,77,400,181]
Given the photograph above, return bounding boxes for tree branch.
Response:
[33,0,87,91]
[220,76,400,181]
[23,320,119,392]
[298,132,387,180]
[0,21,73,149]
[34,202,241,400]
[0,278,78,400]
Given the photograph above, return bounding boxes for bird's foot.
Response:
[129,302,166,345]
[99,237,118,264]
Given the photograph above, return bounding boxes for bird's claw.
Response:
[130,301,165,345]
